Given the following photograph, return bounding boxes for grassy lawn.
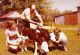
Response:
[0,26,80,55]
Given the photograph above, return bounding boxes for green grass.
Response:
[0,27,80,55]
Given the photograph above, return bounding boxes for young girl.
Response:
[5,19,28,52]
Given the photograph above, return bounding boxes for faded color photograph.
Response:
[0,0,80,55]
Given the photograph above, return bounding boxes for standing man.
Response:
[21,3,43,29]
[21,3,49,55]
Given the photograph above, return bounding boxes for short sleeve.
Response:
[59,32,67,41]
[35,10,41,18]
[5,29,9,37]
[50,33,56,41]
[21,8,30,20]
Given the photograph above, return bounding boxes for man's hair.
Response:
[53,28,61,36]
[30,3,36,10]
[53,28,61,33]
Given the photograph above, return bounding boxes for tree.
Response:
[35,0,54,15]
[1,0,54,14]
[62,10,72,14]
[1,0,61,18]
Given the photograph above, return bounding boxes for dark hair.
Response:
[53,28,61,34]
[53,28,61,37]
[6,20,15,29]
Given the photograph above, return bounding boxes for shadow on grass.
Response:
[49,46,56,51]
[7,45,65,54]
[49,45,65,51]
[8,47,21,54]
[27,47,34,53]
[8,47,35,54]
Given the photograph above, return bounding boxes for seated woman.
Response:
[50,28,68,51]
[5,19,28,52]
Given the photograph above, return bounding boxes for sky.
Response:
[52,0,80,12]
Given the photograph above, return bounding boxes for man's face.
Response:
[54,28,60,37]
[54,32,59,37]
[31,4,36,10]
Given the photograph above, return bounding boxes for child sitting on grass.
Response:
[5,19,28,53]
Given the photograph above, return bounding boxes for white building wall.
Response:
[55,16,64,25]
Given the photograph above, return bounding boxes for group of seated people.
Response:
[5,19,68,54]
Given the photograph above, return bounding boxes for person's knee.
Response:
[59,41,67,46]
[9,45,18,50]
[52,41,58,45]
[17,38,23,43]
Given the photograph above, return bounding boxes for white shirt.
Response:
[59,32,67,42]
[41,41,49,52]
[5,29,23,47]
[5,28,25,40]
[50,32,67,42]
[21,8,43,29]
[21,8,41,20]
[5,29,18,38]
[50,32,56,41]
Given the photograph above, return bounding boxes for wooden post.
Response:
[78,28,80,37]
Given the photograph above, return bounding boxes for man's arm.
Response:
[55,39,61,44]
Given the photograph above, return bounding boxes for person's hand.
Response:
[39,23,43,27]
[37,23,40,26]
[55,41,59,44]
[20,36,26,40]
[37,23,43,27]
[23,36,29,40]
